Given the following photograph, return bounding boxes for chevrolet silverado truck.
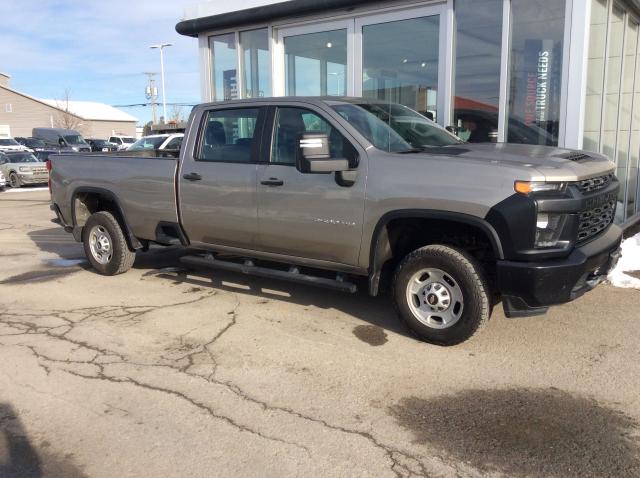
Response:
[49,97,622,345]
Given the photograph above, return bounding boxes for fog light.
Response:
[535,213,568,248]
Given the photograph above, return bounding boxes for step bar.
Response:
[180,254,357,293]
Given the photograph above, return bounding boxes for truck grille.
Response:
[32,167,47,174]
[576,173,614,194]
[577,197,616,243]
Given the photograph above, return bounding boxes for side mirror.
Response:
[297,133,349,173]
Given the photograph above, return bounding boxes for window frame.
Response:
[265,104,359,167]
[194,106,267,164]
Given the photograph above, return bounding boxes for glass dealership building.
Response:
[177,0,640,226]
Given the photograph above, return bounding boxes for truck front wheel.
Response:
[393,245,490,346]
[82,211,135,275]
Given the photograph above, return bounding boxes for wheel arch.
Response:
[367,209,504,296]
[70,186,142,250]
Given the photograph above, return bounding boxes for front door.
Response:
[256,105,366,266]
[179,106,265,249]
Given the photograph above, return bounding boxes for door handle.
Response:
[183,172,202,181]
[260,178,284,186]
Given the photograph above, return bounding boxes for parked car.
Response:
[32,127,91,152]
[87,139,118,152]
[34,150,60,162]
[108,135,137,151]
[0,137,31,152]
[125,133,183,157]
[14,137,47,151]
[49,97,622,345]
[0,151,48,188]
[0,155,6,190]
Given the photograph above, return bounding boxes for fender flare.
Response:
[367,209,504,296]
[70,186,142,250]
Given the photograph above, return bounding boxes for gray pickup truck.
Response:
[49,97,622,345]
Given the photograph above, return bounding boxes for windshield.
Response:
[332,102,462,152]
[0,138,20,146]
[128,136,167,151]
[64,135,88,145]
[122,137,136,144]
[7,152,39,163]
[26,139,45,148]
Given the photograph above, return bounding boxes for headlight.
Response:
[535,213,569,248]
[72,146,79,152]
[18,166,32,173]
[514,181,567,195]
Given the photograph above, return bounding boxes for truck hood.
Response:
[425,143,615,181]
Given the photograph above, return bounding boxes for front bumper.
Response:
[497,225,622,317]
[18,173,48,184]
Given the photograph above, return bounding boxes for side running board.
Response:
[180,254,357,293]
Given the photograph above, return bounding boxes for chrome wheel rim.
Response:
[406,268,464,329]
[88,225,113,265]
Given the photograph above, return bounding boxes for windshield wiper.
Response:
[398,147,425,154]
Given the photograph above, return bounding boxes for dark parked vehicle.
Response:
[50,97,622,345]
[15,137,47,151]
[35,150,60,162]
[32,128,91,152]
[87,139,118,152]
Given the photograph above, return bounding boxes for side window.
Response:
[165,137,183,149]
[271,107,345,165]
[198,108,260,163]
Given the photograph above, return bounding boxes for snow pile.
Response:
[608,232,640,289]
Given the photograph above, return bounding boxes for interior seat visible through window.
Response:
[199,108,259,163]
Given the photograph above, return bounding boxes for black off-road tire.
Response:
[9,172,21,188]
[82,211,136,275]
[393,245,491,346]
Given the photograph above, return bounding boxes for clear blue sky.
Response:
[0,0,201,125]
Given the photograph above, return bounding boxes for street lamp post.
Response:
[150,43,172,122]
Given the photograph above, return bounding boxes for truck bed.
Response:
[49,153,178,242]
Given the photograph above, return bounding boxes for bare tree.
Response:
[169,104,183,124]
[53,89,84,132]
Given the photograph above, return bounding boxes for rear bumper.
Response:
[497,225,622,317]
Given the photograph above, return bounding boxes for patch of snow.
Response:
[607,232,640,289]
[3,187,49,193]
[45,258,86,267]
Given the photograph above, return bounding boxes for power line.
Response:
[112,102,198,108]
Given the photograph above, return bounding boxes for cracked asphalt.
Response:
[1,189,639,478]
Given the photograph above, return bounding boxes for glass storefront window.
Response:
[453,0,503,143]
[603,6,625,162]
[507,0,566,146]
[210,33,238,101]
[284,29,347,96]
[584,0,609,152]
[362,16,440,121]
[240,29,271,98]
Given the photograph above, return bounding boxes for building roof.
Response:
[176,0,373,36]
[41,100,137,123]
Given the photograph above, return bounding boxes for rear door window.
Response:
[197,108,261,163]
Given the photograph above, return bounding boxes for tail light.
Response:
[46,159,52,194]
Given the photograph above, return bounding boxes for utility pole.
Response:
[144,72,158,124]
[150,43,172,122]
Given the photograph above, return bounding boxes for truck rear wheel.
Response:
[82,211,135,275]
[393,245,490,346]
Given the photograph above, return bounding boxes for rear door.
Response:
[179,106,266,249]
[255,105,367,266]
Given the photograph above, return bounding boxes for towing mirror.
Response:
[298,133,349,173]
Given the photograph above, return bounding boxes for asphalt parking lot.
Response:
[1,188,639,478]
